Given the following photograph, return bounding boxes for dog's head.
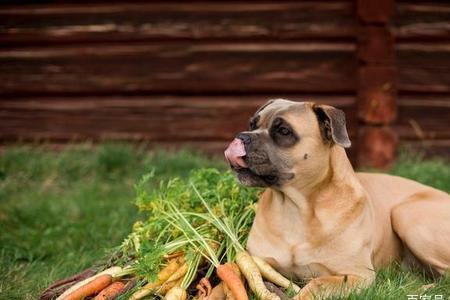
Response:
[224,99,351,188]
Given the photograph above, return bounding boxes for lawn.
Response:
[0,144,449,300]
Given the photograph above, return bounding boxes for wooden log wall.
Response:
[0,1,449,165]
[356,0,397,168]
[394,1,450,160]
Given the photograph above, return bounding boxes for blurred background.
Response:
[1,0,449,168]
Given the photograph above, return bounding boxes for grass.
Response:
[0,144,448,300]
[0,144,223,300]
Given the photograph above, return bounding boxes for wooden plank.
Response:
[357,0,394,24]
[0,42,356,95]
[398,43,450,93]
[395,2,450,40]
[0,140,361,164]
[395,96,450,140]
[0,95,356,143]
[0,140,233,157]
[0,2,356,45]
[357,66,397,124]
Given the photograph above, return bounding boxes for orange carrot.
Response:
[94,281,126,300]
[63,274,112,300]
[56,267,122,300]
[216,263,248,300]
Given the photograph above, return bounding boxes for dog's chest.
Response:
[246,199,335,279]
[247,222,334,279]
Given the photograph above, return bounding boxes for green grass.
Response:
[0,144,448,300]
[0,144,223,300]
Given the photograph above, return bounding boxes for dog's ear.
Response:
[312,104,351,148]
[256,99,275,114]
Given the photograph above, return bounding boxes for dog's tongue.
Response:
[224,138,247,168]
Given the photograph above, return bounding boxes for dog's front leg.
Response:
[294,274,373,300]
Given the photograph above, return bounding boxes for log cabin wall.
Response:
[394,1,450,161]
[0,1,448,166]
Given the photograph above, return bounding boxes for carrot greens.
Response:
[40,168,300,300]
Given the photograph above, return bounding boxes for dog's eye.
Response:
[263,174,278,184]
[277,127,290,136]
[249,115,260,131]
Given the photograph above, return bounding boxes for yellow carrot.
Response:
[129,257,184,300]
[157,278,180,295]
[235,251,280,300]
[164,263,188,283]
[165,286,187,300]
[252,256,300,292]
[159,257,185,280]
[164,278,187,300]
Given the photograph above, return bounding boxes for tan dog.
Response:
[224,99,450,299]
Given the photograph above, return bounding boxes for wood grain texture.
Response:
[395,2,450,40]
[395,96,450,140]
[0,95,356,143]
[397,43,450,93]
[0,0,449,161]
[0,42,356,95]
[2,95,447,158]
[0,2,356,45]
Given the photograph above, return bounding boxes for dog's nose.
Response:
[236,133,251,146]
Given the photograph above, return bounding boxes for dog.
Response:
[224,99,450,299]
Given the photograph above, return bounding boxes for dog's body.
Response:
[224,99,450,299]
[247,148,450,285]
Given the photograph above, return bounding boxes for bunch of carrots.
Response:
[40,169,302,300]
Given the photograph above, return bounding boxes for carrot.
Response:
[164,262,188,283]
[158,257,185,282]
[94,281,126,300]
[40,267,97,300]
[252,256,301,293]
[209,282,226,300]
[216,263,248,300]
[165,286,187,300]
[63,274,112,300]
[222,264,242,300]
[116,279,137,298]
[130,275,179,300]
[56,267,122,300]
[196,277,212,298]
[157,278,179,295]
[165,280,187,300]
[223,282,236,300]
[235,251,280,300]
[264,282,288,300]
[129,257,184,300]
